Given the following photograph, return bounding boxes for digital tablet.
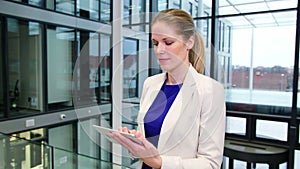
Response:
[93,125,143,145]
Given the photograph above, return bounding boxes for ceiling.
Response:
[204,0,298,28]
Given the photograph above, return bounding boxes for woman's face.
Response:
[151,21,192,73]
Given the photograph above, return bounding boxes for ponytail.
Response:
[189,31,205,74]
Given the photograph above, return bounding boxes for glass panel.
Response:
[7,18,43,117]
[183,1,195,16]
[298,55,300,111]
[158,0,168,11]
[4,129,49,169]
[76,0,99,21]
[172,0,181,9]
[218,0,298,15]
[0,19,3,118]
[130,0,148,32]
[123,38,138,99]
[123,0,131,26]
[0,132,133,169]
[11,0,44,7]
[48,124,74,168]
[99,34,111,104]
[78,119,100,168]
[0,133,5,168]
[223,11,296,114]
[47,0,75,15]
[256,120,288,141]
[158,0,211,16]
[89,33,101,104]
[75,31,99,107]
[100,0,111,23]
[295,150,300,169]
[226,116,246,135]
[195,16,211,49]
[196,0,212,17]
[47,26,74,110]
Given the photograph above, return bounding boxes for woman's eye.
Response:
[152,41,158,46]
[165,41,173,45]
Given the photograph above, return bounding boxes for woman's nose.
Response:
[156,43,165,53]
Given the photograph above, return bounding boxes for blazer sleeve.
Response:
[160,79,226,169]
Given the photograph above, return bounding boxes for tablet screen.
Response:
[93,125,143,145]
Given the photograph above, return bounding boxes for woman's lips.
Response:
[159,58,170,63]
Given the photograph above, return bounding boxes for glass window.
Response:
[47,0,75,15]
[188,2,193,16]
[193,6,198,18]
[256,120,288,141]
[100,0,111,23]
[47,26,74,110]
[0,19,3,118]
[7,18,43,117]
[224,11,296,114]
[296,150,300,169]
[48,124,74,169]
[172,0,181,9]
[76,31,97,108]
[11,0,44,7]
[74,33,112,106]
[9,128,46,169]
[123,0,131,26]
[75,31,111,107]
[195,12,210,49]
[123,38,138,99]
[226,116,246,135]
[158,0,168,11]
[99,34,111,104]
[76,0,99,21]
[130,0,148,32]
[77,118,101,168]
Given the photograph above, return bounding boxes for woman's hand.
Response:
[109,127,162,169]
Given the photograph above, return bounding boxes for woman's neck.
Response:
[166,64,189,85]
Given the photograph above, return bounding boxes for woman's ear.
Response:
[186,35,194,50]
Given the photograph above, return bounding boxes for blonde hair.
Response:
[151,9,205,74]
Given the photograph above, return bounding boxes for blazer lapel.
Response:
[138,73,166,134]
[157,65,198,153]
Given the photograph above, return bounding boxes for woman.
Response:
[110,9,226,169]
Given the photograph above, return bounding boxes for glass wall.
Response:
[47,26,74,111]
[11,0,44,7]
[47,0,75,15]
[211,3,298,154]
[78,118,101,168]
[7,18,43,117]
[99,34,111,104]
[10,0,111,23]
[123,0,131,26]
[76,0,99,21]
[1,129,48,169]
[74,31,112,107]
[48,124,74,169]
[123,0,149,31]
[123,38,138,99]
[158,0,168,11]
[75,30,98,107]
[220,9,297,115]
[0,18,3,118]
[100,0,111,23]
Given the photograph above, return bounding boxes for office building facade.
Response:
[0,0,299,168]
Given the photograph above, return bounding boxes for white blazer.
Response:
[137,65,226,169]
